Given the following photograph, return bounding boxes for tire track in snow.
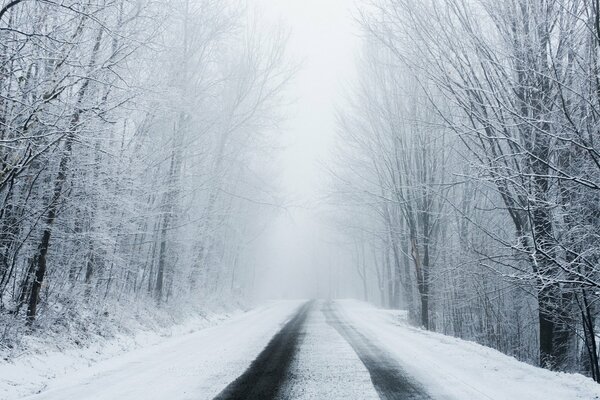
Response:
[212,301,312,400]
[322,302,432,400]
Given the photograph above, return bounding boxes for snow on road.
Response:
[17,301,303,400]
[337,299,600,400]
[279,303,379,400]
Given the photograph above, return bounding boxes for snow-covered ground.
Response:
[2,301,302,400]
[1,313,230,400]
[4,299,600,400]
[337,299,600,400]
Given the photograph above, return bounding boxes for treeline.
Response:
[332,0,600,380]
[0,0,288,344]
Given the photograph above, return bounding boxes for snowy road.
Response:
[214,301,312,399]
[18,300,600,400]
[322,302,430,400]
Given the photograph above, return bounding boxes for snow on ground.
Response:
[1,310,234,400]
[6,299,598,400]
[0,299,248,400]
[280,305,379,400]
[337,299,600,400]
[3,300,302,400]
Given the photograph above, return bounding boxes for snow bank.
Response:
[0,308,238,400]
[337,299,600,400]
[3,300,301,400]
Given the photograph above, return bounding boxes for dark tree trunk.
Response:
[26,133,73,322]
[155,218,168,303]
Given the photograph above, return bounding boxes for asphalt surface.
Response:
[322,302,431,400]
[213,301,313,400]
[213,300,431,400]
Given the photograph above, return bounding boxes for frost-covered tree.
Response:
[332,0,600,379]
[0,0,290,348]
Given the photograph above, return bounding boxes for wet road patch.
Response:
[213,301,312,400]
[322,302,432,400]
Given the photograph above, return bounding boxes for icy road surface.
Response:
[17,300,600,400]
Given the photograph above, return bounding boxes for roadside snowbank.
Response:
[7,300,301,400]
[0,307,239,400]
[337,299,600,400]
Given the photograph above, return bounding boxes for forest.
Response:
[2,0,600,392]
[331,0,600,381]
[0,0,289,349]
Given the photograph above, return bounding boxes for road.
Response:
[23,300,431,400]
[322,302,431,400]
[213,301,312,400]
[214,301,430,400]
[18,300,600,400]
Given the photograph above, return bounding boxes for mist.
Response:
[253,0,360,301]
[3,0,600,397]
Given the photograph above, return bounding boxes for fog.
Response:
[253,0,361,300]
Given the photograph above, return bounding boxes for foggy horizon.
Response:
[254,0,362,301]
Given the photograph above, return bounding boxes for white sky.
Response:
[254,0,361,298]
